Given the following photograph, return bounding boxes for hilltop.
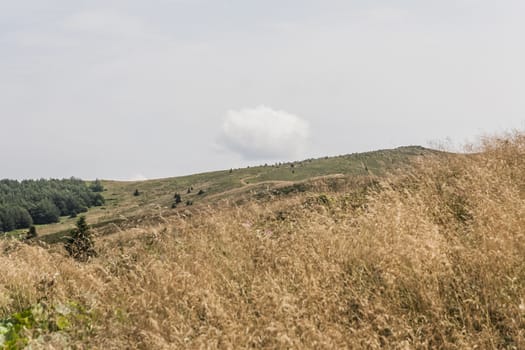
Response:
[27,145,437,241]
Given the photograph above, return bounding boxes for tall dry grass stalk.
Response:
[1,132,524,349]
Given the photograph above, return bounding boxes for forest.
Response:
[0,178,104,233]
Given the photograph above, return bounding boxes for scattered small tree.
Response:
[65,216,96,262]
[133,189,140,196]
[197,189,205,195]
[186,200,193,206]
[26,225,37,239]
[174,193,182,204]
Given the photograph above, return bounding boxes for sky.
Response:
[1,0,524,180]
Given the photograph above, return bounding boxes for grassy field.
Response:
[28,145,436,240]
[2,136,524,348]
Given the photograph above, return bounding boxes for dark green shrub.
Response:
[89,179,104,192]
[92,193,105,206]
[65,217,96,262]
[0,178,104,227]
[29,200,60,225]
[26,225,37,239]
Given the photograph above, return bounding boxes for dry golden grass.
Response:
[1,132,524,349]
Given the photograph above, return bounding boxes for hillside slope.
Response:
[32,145,437,240]
[0,133,524,348]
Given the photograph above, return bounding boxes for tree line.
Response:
[0,178,105,233]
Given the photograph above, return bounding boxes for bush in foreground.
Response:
[64,216,96,262]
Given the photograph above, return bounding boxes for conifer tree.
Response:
[26,225,37,239]
[65,216,96,262]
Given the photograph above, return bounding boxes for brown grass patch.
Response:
[1,132,524,348]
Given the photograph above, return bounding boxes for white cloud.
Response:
[219,106,310,160]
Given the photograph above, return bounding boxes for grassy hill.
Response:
[29,145,437,242]
[1,134,524,348]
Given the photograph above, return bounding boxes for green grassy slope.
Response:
[26,146,439,241]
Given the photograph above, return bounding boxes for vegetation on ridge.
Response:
[16,145,435,239]
[0,178,104,233]
[0,133,524,348]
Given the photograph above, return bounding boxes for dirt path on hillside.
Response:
[205,180,294,201]
[239,175,259,185]
[205,173,346,201]
[38,173,348,244]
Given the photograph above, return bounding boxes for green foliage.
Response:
[89,179,104,192]
[26,226,37,240]
[91,193,105,207]
[0,301,91,349]
[65,217,96,262]
[0,178,105,232]
[0,207,32,232]
[33,146,436,242]
[29,199,60,225]
[0,307,35,349]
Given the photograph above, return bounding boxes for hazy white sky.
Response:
[1,0,524,180]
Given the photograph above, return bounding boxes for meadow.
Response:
[32,146,432,241]
[0,134,524,348]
